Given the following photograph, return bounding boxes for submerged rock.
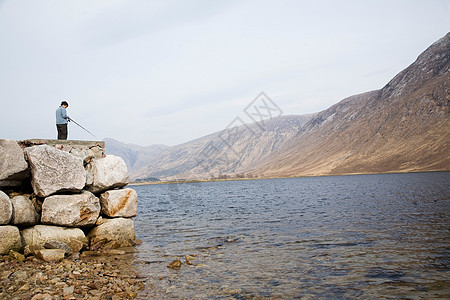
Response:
[167,259,182,270]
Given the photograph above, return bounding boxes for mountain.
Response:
[131,114,315,180]
[109,33,449,181]
[252,33,450,177]
[103,138,169,176]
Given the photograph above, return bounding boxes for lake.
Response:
[131,172,450,299]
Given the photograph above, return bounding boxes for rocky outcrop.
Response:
[0,139,139,259]
[25,145,86,197]
[100,188,137,218]
[86,155,129,193]
[21,225,88,249]
[87,218,135,247]
[10,195,40,226]
[0,226,22,255]
[41,191,100,227]
[0,191,13,225]
[0,139,29,187]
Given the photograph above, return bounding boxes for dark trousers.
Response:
[57,124,68,140]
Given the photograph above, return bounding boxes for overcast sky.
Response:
[0,0,448,146]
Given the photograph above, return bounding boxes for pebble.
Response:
[0,252,149,299]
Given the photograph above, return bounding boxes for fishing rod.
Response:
[68,118,99,140]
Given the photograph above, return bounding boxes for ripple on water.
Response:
[132,172,450,298]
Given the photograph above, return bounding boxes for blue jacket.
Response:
[56,106,69,124]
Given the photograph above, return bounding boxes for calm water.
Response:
[132,172,450,299]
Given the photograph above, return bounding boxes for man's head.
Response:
[61,101,69,108]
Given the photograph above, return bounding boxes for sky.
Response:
[0,0,449,146]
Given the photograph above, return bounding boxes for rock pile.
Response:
[0,139,138,261]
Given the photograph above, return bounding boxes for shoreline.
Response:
[129,169,450,186]
[0,248,152,299]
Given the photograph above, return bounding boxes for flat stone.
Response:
[0,139,29,187]
[0,190,12,225]
[34,249,66,262]
[43,240,73,255]
[24,145,86,197]
[41,191,100,227]
[99,188,137,218]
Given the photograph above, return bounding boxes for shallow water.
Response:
[132,172,450,299]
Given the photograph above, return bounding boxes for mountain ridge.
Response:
[106,33,449,181]
[252,32,449,177]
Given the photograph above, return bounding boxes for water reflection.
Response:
[132,172,450,298]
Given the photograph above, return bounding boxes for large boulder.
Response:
[10,195,40,226]
[21,225,88,249]
[0,139,29,187]
[24,145,86,197]
[0,190,12,225]
[41,191,100,227]
[87,218,135,247]
[86,155,129,194]
[99,188,137,218]
[0,226,23,254]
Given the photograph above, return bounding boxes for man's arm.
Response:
[62,108,69,120]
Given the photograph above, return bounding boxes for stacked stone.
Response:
[0,139,137,260]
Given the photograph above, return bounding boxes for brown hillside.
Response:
[253,33,450,177]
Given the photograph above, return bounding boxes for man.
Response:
[56,101,70,140]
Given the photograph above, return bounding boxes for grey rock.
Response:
[99,188,137,218]
[69,147,94,163]
[0,226,23,254]
[43,240,73,254]
[21,224,88,249]
[10,195,40,226]
[0,139,29,187]
[41,191,100,227]
[24,145,86,197]
[0,190,12,225]
[86,155,129,194]
[87,217,135,247]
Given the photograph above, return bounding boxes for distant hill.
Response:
[252,33,450,177]
[131,114,315,181]
[103,138,169,176]
[109,33,449,181]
